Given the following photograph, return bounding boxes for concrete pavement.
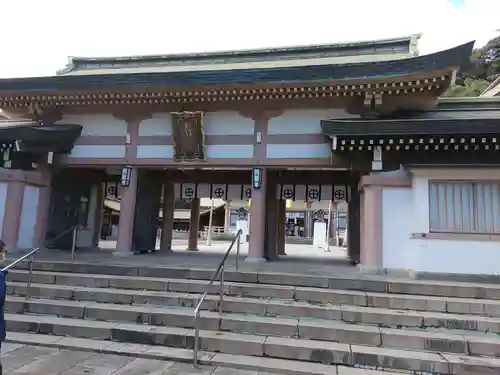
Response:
[9,239,358,279]
[0,343,280,374]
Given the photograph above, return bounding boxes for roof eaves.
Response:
[0,40,473,94]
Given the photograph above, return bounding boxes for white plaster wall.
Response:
[137,145,174,159]
[0,183,8,237]
[204,112,254,135]
[136,144,254,159]
[266,144,330,158]
[206,145,254,159]
[18,186,39,249]
[62,115,127,136]
[69,145,126,158]
[139,113,172,136]
[267,109,355,135]
[382,177,500,275]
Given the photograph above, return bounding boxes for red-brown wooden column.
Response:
[160,179,175,252]
[187,198,200,251]
[277,199,287,256]
[114,167,138,256]
[33,167,53,249]
[2,181,25,251]
[242,109,283,262]
[247,169,267,261]
[265,177,278,260]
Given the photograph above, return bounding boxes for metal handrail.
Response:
[1,225,83,300]
[193,229,242,367]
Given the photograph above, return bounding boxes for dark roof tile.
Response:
[0,42,474,94]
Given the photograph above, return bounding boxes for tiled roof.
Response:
[0,42,473,94]
[59,34,421,75]
[321,97,500,136]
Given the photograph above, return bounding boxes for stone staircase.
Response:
[3,261,500,374]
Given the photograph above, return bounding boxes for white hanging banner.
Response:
[196,183,211,198]
[210,184,228,199]
[306,184,321,202]
[241,185,252,200]
[176,183,196,199]
[276,184,296,200]
[226,184,242,200]
[333,184,347,202]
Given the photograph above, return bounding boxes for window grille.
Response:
[429,181,500,234]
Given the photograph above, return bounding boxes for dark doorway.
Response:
[132,170,163,253]
[46,169,93,249]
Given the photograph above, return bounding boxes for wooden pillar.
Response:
[115,168,138,256]
[187,198,200,251]
[277,199,287,255]
[224,203,231,233]
[160,179,175,252]
[264,171,278,260]
[33,167,52,249]
[247,168,267,261]
[305,201,313,238]
[92,183,105,247]
[347,175,361,264]
[2,181,25,251]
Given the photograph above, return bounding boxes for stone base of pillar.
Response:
[112,251,134,257]
[244,257,267,263]
[266,253,279,261]
[185,248,199,252]
[159,248,174,253]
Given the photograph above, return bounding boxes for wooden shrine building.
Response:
[0,34,494,276]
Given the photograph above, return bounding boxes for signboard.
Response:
[313,222,327,248]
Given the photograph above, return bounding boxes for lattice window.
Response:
[429,181,500,234]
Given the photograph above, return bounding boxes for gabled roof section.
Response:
[0,122,82,147]
[321,97,500,137]
[57,34,421,76]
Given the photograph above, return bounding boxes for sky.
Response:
[0,0,498,78]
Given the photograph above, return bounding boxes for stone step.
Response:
[9,271,500,315]
[6,283,500,340]
[11,260,500,299]
[6,314,500,374]
[5,332,411,375]
[9,281,500,319]
[5,297,500,357]
[7,290,500,336]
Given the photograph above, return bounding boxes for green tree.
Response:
[443,78,490,97]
